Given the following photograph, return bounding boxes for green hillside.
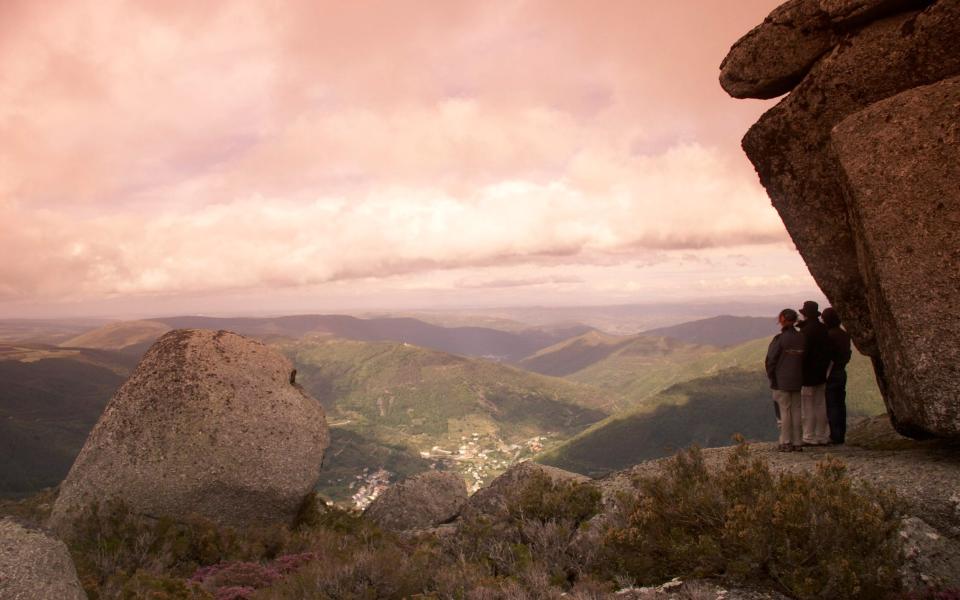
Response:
[316,428,434,503]
[283,338,612,436]
[0,345,134,497]
[642,315,776,347]
[538,368,776,476]
[536,338,886,477]
[562,336,883,415]
[565,335,745,407]
[277,338,615,499]
[60,320,171,354]
[518,330,638,377]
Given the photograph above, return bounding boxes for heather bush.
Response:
[604,443,903,599]
[452,470,603,588]
[60,446,908,599]
[65,499,290,599]
[509,470,602,526]
[256,538,437,599]
[117,570,211,599]
[214,587,255,600]
[903,590,960,600]
[191,561,281,593]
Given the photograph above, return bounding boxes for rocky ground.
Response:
[603,416,960,540]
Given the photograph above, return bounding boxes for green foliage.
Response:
[284,338,610,438]
[566,335,883,417]
[313,428,433,503]
[452,472,604,590]
[604,443,903,599]
[509,470,602,526]
[539,368,779,476]
[66,500,289,599]
[119,571,211,600]
[59,445,905,600]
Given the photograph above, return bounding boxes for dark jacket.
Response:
[766,325,805,391]
[827,326,852,379]
[799,318,832,386]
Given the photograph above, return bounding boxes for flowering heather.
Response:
[214,586,256,600]
[191,561,281,591]
[272,552,318,574]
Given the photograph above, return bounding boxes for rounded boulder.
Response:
[0,518,86,600]
[363,470,467,531]
[49,329,329,532]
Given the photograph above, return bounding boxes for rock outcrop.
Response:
[899,516,960,591]
[0,518,86,600]
[721,0,960,439]
[363,471,467,531]
[49,329,329,532]
[463,461,589,520]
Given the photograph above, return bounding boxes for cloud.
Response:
[0,0,791,309]
[455,275,584,289]
[0,141,785,301]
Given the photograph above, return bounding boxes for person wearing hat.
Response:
[822,307,852,444]
[765,308,805,451]
[797,300,832,445]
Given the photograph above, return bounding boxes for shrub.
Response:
[452,470,603,589]
[508,470,602,527]
[902,590,960,600]
[604,443,903,599]
[65,499,290,599]
[118,570,211,599]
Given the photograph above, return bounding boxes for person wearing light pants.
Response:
[766,308,805,452]
[798,300,831,445]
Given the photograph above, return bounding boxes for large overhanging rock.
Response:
[719,0,934,98]
[831,77,960,437]
[721,0,960,438]
[719,0,835,99]
[49,329,330,532]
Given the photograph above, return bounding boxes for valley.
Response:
[0,312,885,506]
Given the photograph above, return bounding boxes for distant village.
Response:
[347,432,552,508]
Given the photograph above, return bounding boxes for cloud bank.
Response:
[0,0,797,313]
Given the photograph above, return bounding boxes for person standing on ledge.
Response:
[798,300,832,446]
[823,307,852,444]
[766,308,805,452]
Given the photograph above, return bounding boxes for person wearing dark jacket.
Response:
[822,307,852,444]
[798,300,831,445]
[766,308,805,451]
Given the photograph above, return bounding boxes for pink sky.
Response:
[0,0,816,318]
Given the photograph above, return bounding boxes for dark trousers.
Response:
[826,370,847,444]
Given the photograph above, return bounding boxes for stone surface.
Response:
[363,470,467,531]
[831,77,960,438]
[720,0,834,99]
[616,578,790,599]
[49,329,329,532]
[819,0,932,26]
[608,442,960,539]
[846,414,923,450]
[899,516,960,591]
[463,461,589,520]
[0,518,86,600]
[724,0,960,438]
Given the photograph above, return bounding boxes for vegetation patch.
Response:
[49,444,909,599]
[604,443,904,599]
